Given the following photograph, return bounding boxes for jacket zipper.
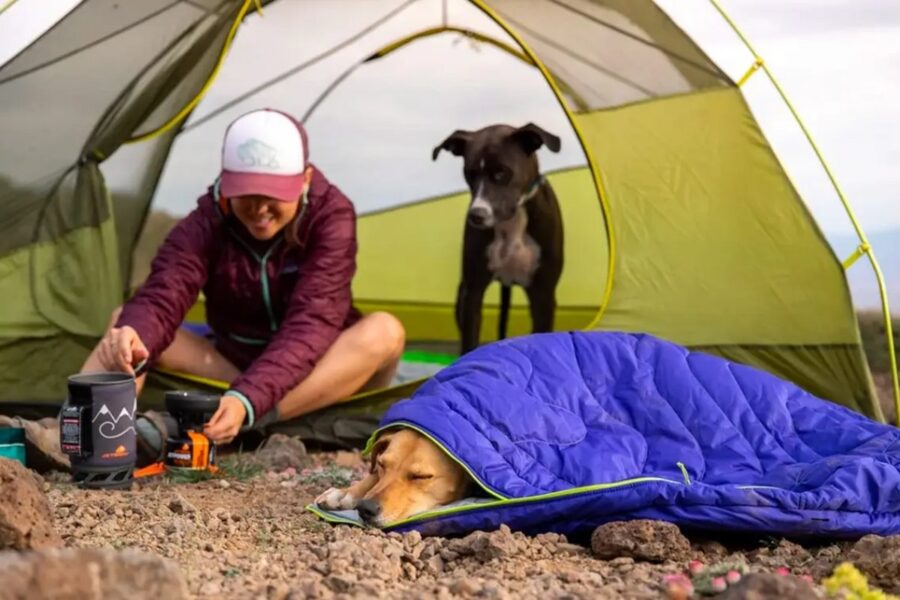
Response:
[226,230,282,336]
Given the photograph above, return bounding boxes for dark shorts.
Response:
[192,305,363,372]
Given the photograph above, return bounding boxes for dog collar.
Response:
[518,175,545,206]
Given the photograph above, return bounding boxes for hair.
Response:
[283,202,307,249]
[283,166,313,248]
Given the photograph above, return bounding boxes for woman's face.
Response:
[231,194,300,240]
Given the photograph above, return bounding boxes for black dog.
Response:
[433,123,563,355]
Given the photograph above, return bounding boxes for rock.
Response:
[749,538,812,571]
[0,547,189,599]
[425,554,445,575]
[694,540,729,560]
[450,525,519,562]
[0,416,69,474]
[266,583,290,600]
[450,578,482,595]
[714,572,818,599]
[591,520,690,562]
[0,458,62,550]
[198,581,221,595]
[843,534,900,593]
[325,573,356,593]
[556,543,586,556]
[252,434,310,470]
[167,494,196,515]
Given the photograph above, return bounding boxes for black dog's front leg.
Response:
[525,284,556,334]
[457,281,488,354]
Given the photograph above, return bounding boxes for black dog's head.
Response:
[432,123,560,228]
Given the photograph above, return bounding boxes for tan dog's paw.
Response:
[315,487,357,510]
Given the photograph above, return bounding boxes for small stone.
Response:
[591,520,691,562]
[405,530,422,547]
[325,573,355,593]
[425,555,445,575]
[198,581,221,595]
[167,494,195,515]
[715,573,818,599]
[556,543,585,556]
[266,583,290,600]
[450,578,482,595]
[218,479,231,489]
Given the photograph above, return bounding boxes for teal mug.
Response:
[0,427,26,466]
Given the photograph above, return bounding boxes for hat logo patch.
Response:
[237,138,279,169]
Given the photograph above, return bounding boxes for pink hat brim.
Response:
[220,170,304,203]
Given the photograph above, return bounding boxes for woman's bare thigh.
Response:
[156,328,241,383]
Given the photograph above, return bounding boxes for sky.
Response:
[1,0,898,307]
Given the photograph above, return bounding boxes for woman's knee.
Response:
[359,312,405,362]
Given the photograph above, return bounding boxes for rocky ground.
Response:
[1,436,898,599]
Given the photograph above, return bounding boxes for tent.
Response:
[1,0,896,445]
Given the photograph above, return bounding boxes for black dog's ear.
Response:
[511,123,561,155]
[368,432,395,473]
[432,130,473,161]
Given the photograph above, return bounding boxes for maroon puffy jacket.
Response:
[117,166,360,421]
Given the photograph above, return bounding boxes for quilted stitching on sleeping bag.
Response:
[379,332,900,538]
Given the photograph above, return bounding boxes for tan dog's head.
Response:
[357,428,471,526]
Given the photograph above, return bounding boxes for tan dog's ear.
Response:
[368,432,395,473]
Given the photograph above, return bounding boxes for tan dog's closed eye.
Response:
[315,429,471,526]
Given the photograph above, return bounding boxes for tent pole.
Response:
[467,0,616,331]
[709,0,900,425]
[0,0,18,16]
[124,0,257,145]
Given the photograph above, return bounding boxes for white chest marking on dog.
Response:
[487,206,541,287]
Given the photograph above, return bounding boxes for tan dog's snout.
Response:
[355,498,381,524]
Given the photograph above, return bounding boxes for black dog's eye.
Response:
[490,168,511,184]
[409,473,434,480]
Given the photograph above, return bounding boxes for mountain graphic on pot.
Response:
[91,398,137,440]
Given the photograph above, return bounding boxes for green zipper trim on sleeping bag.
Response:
[304,473,683,531]
[380,474,683,530]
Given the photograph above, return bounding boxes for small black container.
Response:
[60,372,137,489]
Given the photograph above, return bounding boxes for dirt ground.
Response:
[35,443,890,600]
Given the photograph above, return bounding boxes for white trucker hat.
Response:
[219,108,309,202]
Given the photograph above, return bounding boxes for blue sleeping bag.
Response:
[310,331,900,540]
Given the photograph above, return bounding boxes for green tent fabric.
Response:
[0,0,892,446]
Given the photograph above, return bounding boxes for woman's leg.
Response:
[275,312,405,421]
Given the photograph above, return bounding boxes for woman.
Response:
[83,108,405,445]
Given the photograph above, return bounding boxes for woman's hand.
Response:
[97,326,149,375]
[204,395,247,445]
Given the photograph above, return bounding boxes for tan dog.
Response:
[315,428,472,526]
